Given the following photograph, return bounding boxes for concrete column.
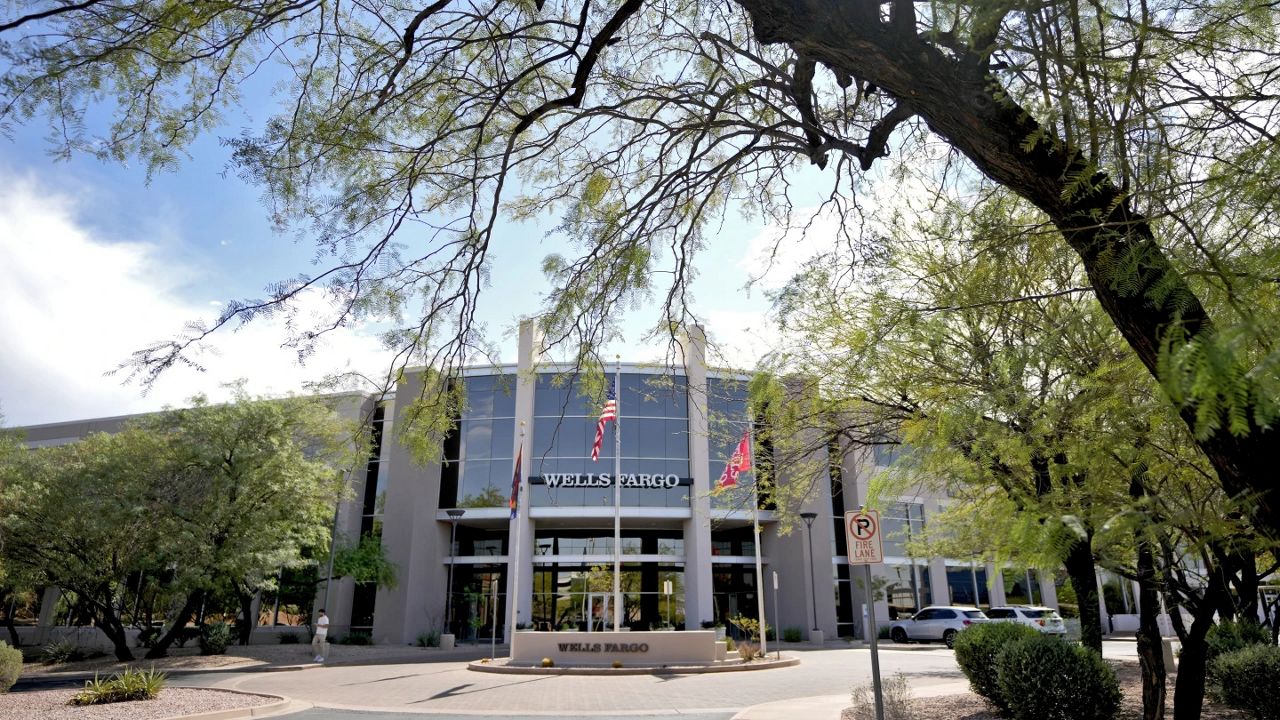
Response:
[506,319,540,640]
[35,587,61,644]
[1038,569,1059,609]
[680,325,715,627]
[928,560,951,606]
[988,562,1006,606]
[1097,573,1111,635]
[373,371,447,645]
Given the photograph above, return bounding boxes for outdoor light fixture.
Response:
[446,509,466,631]
[800,512,819,632]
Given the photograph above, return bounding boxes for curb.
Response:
[154,691,305,720]
[467,655,800,675]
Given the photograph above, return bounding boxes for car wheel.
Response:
[890,627,909,644]
[943,630,957,649]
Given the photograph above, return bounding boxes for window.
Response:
[986,609,1014,619]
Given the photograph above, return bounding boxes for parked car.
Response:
[985,605,1066,635]
[888,606,989,648]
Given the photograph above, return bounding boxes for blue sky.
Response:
[0,93,842,426]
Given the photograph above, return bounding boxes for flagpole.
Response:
[613,357,622,633]
[509,427,525,647]
[751,425,767,657]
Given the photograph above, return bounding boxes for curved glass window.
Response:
[530,372,690,508]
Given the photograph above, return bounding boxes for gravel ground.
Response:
[0,687,278,720]
[844,663,1248,720]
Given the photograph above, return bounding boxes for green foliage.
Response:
[1212,644,1280,719]
[338,631,373,646]
[0,641,21,693]
[728,614,767,641]
[1207,620,1272,694]
[41,640,89,665]
[782,627,803,643]
[953,622,1042,711]
[995,635,1120,720]
[69,667,167,706]
[198,623,232,656]
[417,631,441,648]
[331,534,399,590]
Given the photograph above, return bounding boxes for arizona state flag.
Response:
[509,444,523,519]
[717,431,752,489]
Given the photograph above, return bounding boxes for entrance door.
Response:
[585,593,613,631]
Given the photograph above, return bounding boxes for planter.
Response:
[440,633,456,651]
[714,627,726,641]
[808,629,824,645]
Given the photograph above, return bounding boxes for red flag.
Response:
[591,379,617,462]
[717,431,752,489]
[509,444,523,519]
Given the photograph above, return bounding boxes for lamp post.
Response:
[446,509,466,633]
[800,512,819,633]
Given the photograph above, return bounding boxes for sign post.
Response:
[846,509,885,720]
[772,571,781,659]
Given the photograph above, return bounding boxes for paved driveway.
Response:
[192,647,967,716]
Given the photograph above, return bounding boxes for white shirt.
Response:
[316,614,329,638]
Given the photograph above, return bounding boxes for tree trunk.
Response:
[1132,475,1166,720]
[1172,601,1218,720]
[1063,538,1104,653]
[733,0,1280,542]
[145,589,203,659]
[86,590,134,662]
[1,592,20,648]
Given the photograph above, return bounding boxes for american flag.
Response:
[591,379,617,461]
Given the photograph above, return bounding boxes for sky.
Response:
[0,100,842,427]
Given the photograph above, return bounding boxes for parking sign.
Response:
[845,510,883,564]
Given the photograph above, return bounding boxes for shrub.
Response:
[701,620,716,629]
[995,635,1120,720]
[725,636,735,652]
[849,672,915,720]
[737,640,758,661]
[1213,644,1280,720]
[278,632,301,644]
[0,642,21,693]
[135,627,160,648]
[876,625,891,640]
[68,666,167,706]
[417,631,441,648]
[198,623,232,656]
[41,639,87,665]
[1207,620,1270,671]
[783,627,803,643]
[338,631,373,645]
[953,622,1041,711]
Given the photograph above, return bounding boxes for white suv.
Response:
[985,605,1066,635]
[888,606,989,648]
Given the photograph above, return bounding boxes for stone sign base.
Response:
[509,630,717,667]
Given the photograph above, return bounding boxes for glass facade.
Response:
[946,565,990,607]
[350,403,387,631]
[531,565,685,631]
[439,375,518,509]
[529,373,691,508]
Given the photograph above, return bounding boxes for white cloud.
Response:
[0,170,394,427]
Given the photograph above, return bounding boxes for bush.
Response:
[1207,620,1271,671]
[41,639,88,665]
[278,632,301,644]
[849,672,916,720]
[783,627,803,643]
[953,622,1041,711]
[877,625,891,640]
[68,666,167,706]
[417,631,441,648]
[339,631,373,645]
[737,640,758,661]
[135,627,160,648]
[1213,644,1280,720]
[724,636,735,652]
[198,623,232,656]
[0,642,22,693]
[996,635,1120,720]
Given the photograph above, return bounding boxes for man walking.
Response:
[313,609,330,662]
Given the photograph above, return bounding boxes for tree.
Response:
[2,0,1276,548]
[0,429,182,660]
[757,194,1279,719]
[133,390,362,657]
